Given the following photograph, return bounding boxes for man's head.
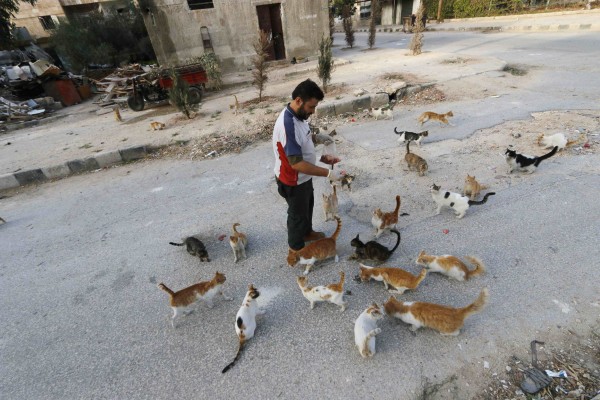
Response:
[290,79,324,120]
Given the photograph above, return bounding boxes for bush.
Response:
[342,4,355,48]
[252,30,272,102]
[317,35,335,92]
[168,68,195,119]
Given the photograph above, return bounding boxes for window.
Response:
[39,16,56,30]
[187,0,214,11]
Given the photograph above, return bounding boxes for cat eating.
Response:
[463,174,488,200]
[350,229,400,262]
[505,146,558,174]
[405,141,428,176]
[297,271,347,311]
[384,288,489,336]
[394,127,429,147]
[430,183,495,219]
[287,216,342,275]
[150,121,166,131]
[371,195,401,238]
[322,185,339,222]
[358,263,427,294]
[354,303,384,358]
[229,223,248,263]
[370,107,394,120]
[418,111,453,126]
[158,271,232,328]
[169,237,210,261]
[415,251,485,281]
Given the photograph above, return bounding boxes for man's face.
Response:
[295,98,320,120]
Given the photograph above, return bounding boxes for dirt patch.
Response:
[503,64,529,76]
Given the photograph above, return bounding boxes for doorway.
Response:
[256,3,286,61]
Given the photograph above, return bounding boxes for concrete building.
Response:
[352,0,422,27]
[140,0,330,72]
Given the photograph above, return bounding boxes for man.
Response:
[272,79,342,255]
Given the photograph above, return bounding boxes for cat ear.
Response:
[354,234,359,240]
[418,250,424,257]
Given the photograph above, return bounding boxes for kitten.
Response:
[354,303,383,358]
[222,284,265,373]
[415,250,485,281]
[430,183,495,219]
[322,185,339,222]
[114,106,123,122]
[150,121,165,130]
[169,237,210,261]
[371,195,401,238]
[358,263,427,294]
[229,223,248,263]
[350,229,400,262]
[505,146,558,174]
[418,111,453,126]
[370,107,394,120]
[229,94,240,115]
[339,174,356,192]
[463,174,488,200]
[394,127,429,147]
[405,141,428,176]
[287,216,342,275]
[383,288,489,336]
[158,271,232,327]
[297,271,347,311]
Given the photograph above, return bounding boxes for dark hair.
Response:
[291,79,324,102]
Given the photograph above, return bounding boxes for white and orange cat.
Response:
[322,184,339,222]
[229,94,240,115]
[354,303,384,358]
[158,271,232,327]
[359,263,427,294]
[229,222,248,263]
[297,271,347,311]
[222,284,265,373]
[150,121,166,130]
[371,195,401,238]
[418,110,453,126]
[463,175,488,200]
[416,250,485,281]
[287,216,341,275]
[384,288,489,335]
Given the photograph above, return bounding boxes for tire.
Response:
[127,93,145,111]
[188,86,204,104]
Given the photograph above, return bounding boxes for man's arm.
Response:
[290,160,329,177]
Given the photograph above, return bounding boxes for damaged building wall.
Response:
[12,0,66,43]
[142,0,329,72]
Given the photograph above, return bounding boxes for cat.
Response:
[505,146,558,174]
[322,185,339,222]
[169,237,210,261]
[229,94,240,115]
[222,284,265,373]
[430,183,495,219]
[405,141,428,176]
[358,263,427,294]
[113,106,123,122]
[339,173,356,192]
[229,223,248,263]
[418,111,453,126]
[150,121,165,131]
[0,217,5,225]
[415,250,485,281]
[287,216,342,275]
[370,107,394,120]
[296,271,347,311]
[463,174,488,200]
[538,132,584,149]
[354,303,383,358]
[383,288,489,336]
[371,195,401,238]
[157,271,232,327]
[394,127,429,147]
[350,229,401,262]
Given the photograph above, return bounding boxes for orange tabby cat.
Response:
[359,263,427,294]
[418,111,453,126]
[384,288,489,335]
[371,195,401,238]
[463,175,488,200]
[229,222,248,263]
[287,216,341,275]
[158,271,232,327]
[415,250,485,281]
[150,121,165,130]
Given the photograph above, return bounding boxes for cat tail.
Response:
[232,223,240,234]
[169,242,184,246]
[221,336,245,374]
[394,127,403,135]
[461,288,489,318]
[389,229,401,254]
[328,271,345,292]
[464,256,486,279]
[415,268,427,286]
[566,134,585,147]
[534,146,558,166]
[393,195,401,217]
[468,192,496,206]
[330,216,342,240]
[157,283,174,296]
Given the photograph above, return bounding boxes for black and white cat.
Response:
[394,127,429,147]
[505,146,558,174]
[431,184,495,219]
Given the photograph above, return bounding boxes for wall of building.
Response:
[12,0,66,42]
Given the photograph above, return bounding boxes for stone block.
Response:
[67,158,100,174]
[333,100,354,115]
[0,174,19,191]
[370,93,389,108]
[119,146,147,162]
[14,169,47,185]
[94,150,123,168]
[42,163,71,179]
[315,103,336,118]
[353,95,371,111]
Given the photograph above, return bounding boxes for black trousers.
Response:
[276,178,314,250]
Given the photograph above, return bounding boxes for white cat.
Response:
[296,271,347,311]
[430,183,495,219]
[370,107,393,120]
[538,133,567,150]
[354,303,383,358]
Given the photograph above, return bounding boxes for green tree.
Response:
[168,68,195,119]
[1,0,36,50]
[252,30,272,102]
[342,4,355,48]
[367,0,381,49]
[317,34,334,93]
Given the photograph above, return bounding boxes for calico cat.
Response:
[158,271,232,327]
[340,174,356,192]
[169,237,210,261]
[358,263,427,294]
[415,250,485,281]
[405,141,428,176]
[350,229,400,262]
[370,107,394,120]
[463,174,488,200]
[322,185,339,222]
[229,223,248,263]
[113,106,123,122]
[394,127,429,147]
[383,288,489,335]
[371,195,401,238]
[430,183,495,219]
[229,94,240,115]
[287,216,342,275]
[505,146,558,174]
[222,284,264,373]
[418,111,453,125]
[297,271,347,311]
[354,303,383,358]
[150,121,165,131]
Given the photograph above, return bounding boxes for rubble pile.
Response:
[89,64,159,107]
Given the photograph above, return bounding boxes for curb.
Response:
[1,113,69,135]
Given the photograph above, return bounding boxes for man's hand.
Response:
[320,154,341,165]
[328,169,343,181]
